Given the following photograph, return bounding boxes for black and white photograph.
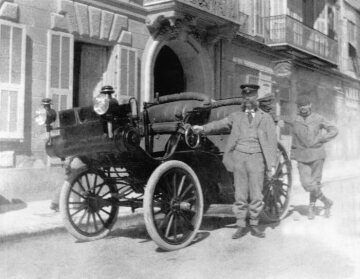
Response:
[0,0,359,278]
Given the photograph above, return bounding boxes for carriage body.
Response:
[40,91,292,250]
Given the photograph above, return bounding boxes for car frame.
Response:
[36,87,292,251]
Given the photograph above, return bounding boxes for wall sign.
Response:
[274,61,292,77]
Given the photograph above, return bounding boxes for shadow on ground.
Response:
[0,195,27,214]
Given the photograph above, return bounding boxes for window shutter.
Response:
[47,31,73,111]
[0,20,26,139]
[117,46,138,98]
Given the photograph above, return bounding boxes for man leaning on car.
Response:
[193,84,277,239]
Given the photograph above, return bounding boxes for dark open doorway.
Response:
[154,46,185,97]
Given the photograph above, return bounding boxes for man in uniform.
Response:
[193,84,277,239]
[292,95,338,219]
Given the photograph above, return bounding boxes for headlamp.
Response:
[35,107,47,125]
[35,98,57,126]
[93,93,110,115]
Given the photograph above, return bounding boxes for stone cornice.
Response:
[52,0,132,45]
[74,0,147,20]
[0,0,19,22]
[145,1,242,44]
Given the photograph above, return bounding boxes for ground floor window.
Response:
[0,20,26,140]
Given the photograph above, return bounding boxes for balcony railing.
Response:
[144,0,247,25]
[264,15,338,65]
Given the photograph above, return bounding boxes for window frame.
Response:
[0,19,26,140]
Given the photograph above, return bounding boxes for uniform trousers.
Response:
[232,151,265,227]
[297,159,325,192]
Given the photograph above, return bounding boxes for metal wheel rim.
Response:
[66,170,118,237]
[263,147,292,219]
[150,167,202,245]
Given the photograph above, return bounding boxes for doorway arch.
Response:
[141,35,214,102]
[154,46,185,96]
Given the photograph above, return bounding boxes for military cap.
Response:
[296,95,311,106]
[100,85,115,94]
[240,84,260,98]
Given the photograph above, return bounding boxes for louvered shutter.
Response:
[117,46,138,98]
[46,31,73,165]
[0,20,26,139]
[47,31,73,111]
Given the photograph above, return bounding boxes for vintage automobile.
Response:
[35,86,292,251]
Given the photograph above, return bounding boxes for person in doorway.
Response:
[291,95,338,219]
[193,84,277,239]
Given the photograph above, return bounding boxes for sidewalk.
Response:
[1,159,359,242]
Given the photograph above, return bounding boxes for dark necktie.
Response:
[247,111,253,123]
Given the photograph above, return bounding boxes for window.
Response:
[0,20,26,139]
[251,0,269,37]
[347,20,356,44]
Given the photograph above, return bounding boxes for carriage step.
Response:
[204,204,234,218]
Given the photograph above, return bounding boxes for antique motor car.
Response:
[36,85,292,251]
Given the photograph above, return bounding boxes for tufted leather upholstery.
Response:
[146,92,211,134]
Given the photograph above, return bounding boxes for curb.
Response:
[0,211,145,243]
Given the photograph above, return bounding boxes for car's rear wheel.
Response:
[261,143,292,223]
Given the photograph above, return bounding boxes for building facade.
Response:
[0,0,359,168]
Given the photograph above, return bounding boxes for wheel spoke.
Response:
[173,214,178,241]
[70,188,86,199]
[100,189,111,198]
[76,210,87,227]
[70,204,87,217]
[95,211,106,227]
[177,175,186,196]
[76,179,86,193]
[92,213,99,232]
[158,210,172,230]
[165,213,175,238]
[172,173,177,199]
[85,212,91,232]
[100,208,111,216]
[95,182,107,195]
[93,174,98,191]
[179,184,193,199]
[85,174,91,191]
[272,194,280,216]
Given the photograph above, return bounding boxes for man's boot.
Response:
[317,191,333,218]
[308,202,316,220]
[308,191,317,220]
[250,226,265,238]
[232,227,246,239]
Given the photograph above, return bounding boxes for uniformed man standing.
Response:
[193,84,277,239]
[291,95,338,219]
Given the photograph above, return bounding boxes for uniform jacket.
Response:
[291,112,338,163]
[203,110,277,172]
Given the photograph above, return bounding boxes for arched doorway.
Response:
[141,35,214,103]
[154,46,185,97]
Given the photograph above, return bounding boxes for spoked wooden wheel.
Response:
[144,160,204,251]
[60,167,119,241]
[261,143,292,223]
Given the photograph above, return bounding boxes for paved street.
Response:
[1,177,360,279]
